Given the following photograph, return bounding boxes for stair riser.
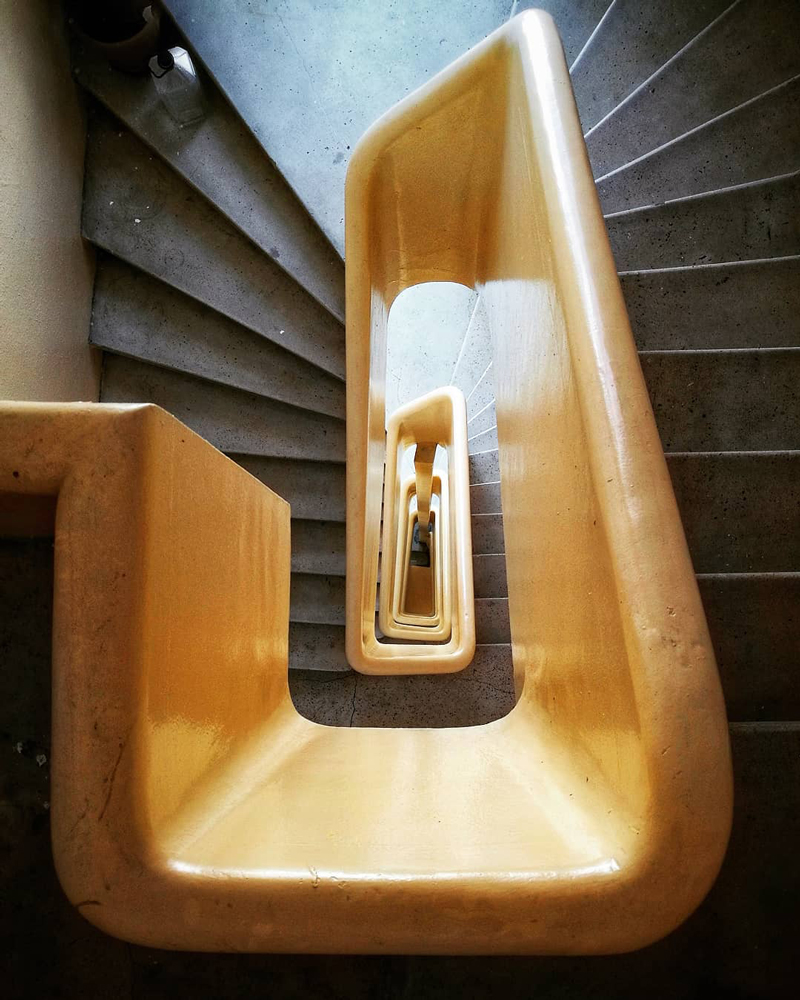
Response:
[607,172,800,271]
[100,355,346,462]
[91,255,346,419]
[571,0,731,134]
[622,257,800,352]
[586,0,800,178]
[642,349,800,452]
[83,110,346,378]
[76,50,345,321]
[598,76,800,215]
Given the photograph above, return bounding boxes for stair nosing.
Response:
[602,167,800,222]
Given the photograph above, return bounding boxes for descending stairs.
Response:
[71,0,798,731]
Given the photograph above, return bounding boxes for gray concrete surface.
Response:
[642,348,800,452]
[164,0,512,253]
[571,0,730,132]
[100,354,346,461]
[75,45,345,321]
[621,256,800,351]
[607,171,800,270]
[291,519,346,576]
[232,455,346,522]
[669,451,800,573]
[83,108,346,378]
[91,254,346,418]
[586,0,800,178]
[597,75,800,214]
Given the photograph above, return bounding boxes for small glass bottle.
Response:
[149,47,205,125]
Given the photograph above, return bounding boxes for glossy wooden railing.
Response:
[344,6,732,950]
[10,9,732,956]
[375,386,475,665]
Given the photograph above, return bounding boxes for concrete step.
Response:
[472,514,505,555]
[475,598,510,644]
[294,572,510,645]
[467,450,800,575]
[607,171,800,271]
[470,481,503,516]
[466,365,495,422]
[669,451,800,573]
[450,295,492,400]
[289,622,349,673]
[100,354,345,462]
[515,0,612,67]
[621,256,800,351]
[598,75,800,215]
[90,254,345,419]
[290,573,345,626]
[468,424,499,455]
[163,0,514,253]
[642,348,800,452]
[473,554,509,599]
[74,45,345,322]
[83,107,346,379]
[469,450,500,485]
[231,455,345,522]
[699,574,800,721]
[586,0,800,178]
[571,0,731,133]
[468,399,496,437]
[292,520,345,577]
[290,643,516,727]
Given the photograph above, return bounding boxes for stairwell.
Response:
[2,0,799,992]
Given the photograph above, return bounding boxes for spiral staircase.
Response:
[69,0,799,735]
[0,0,798,991]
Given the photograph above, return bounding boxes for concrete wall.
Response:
[0,0,99,402]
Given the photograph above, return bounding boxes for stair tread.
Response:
[100,355,345,462]
[291,520,345,577]
[621,256,800,351]
[74,43,345,321]
[466,365,495,422]
[469,450,500,485]
[470,481,502,515]
[586,0,800,179]
[471,513,505,555]
[598,75,800,215]
[698,573,800,721]
[231,455,345,522]
[83,107,346,378]
[91,254,345,419]
[468,399,496,437]
[642,347,800,452]
[606,171,800,271]
[289,622,350,673]
[473,554,509,599]
[468,424,499,456]
[571,0,731,133]
[163,0,515,253]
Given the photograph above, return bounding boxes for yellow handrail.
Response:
[374,386,475,666]
[14,9,733,955]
